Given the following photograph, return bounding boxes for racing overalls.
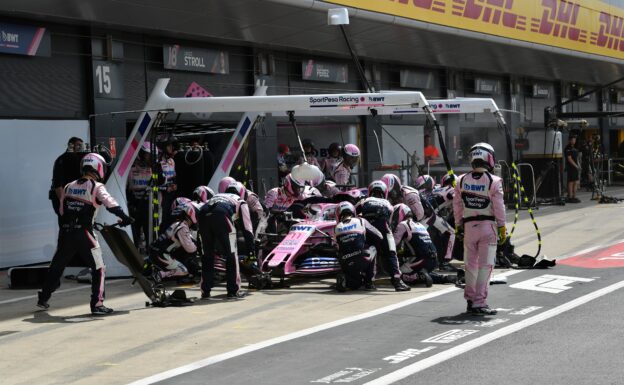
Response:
[246,190,265,233]
[198,193,254,296]
[40,178,130,310]
[149,221,198,278]
[158,156,177,233]
[397,186,425,222]
[356,197,402,280]
[453,171,506,309]
[264,187,300,233]
[394,219,449,284]
[332,161,353,186]
[322,156,342,179]
[127,160,152,249]
[334,217,383,289]
[419,187,456,263]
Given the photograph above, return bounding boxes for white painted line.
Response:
[0,279,127,305]
[557,238,624,261]
[124,242,617,385]
[125,286,461,385]
[364,279,624,385]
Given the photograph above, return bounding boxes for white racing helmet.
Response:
[470,142,496,171]
[192,186,214,203]
[225,181,247,199]
[335,201,356,220]
[218,176,237,194]
[81,153,107,181]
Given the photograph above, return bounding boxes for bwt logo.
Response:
[68,188,87,196]
[445,103,460,109]
[1,31,19,43]
[292,225,313,232]
[368,96,385,102]
[464,184,486,192]
[339,223,357,231]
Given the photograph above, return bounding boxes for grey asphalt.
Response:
[155,263,624,385]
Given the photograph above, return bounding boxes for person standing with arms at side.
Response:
[322,142,342,179]
[158,138,178,232]
[297,139,321,168]
[453,143,506,315]
[332,144,360,186]
[38,153,134,315]
[564,135,581,203]
[50,137,85,225]
[127,142,154,252]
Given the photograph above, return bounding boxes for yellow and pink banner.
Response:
[325,0,624,60]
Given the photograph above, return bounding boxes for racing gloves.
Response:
[108,206,135,227]
[497,225,507,245]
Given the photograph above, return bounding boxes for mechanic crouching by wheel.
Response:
[356,181,411,292]
[391,204,457,286]
[37,153,134,315]
[333,202,383,292]
[198,192,255,299]
[148,202,200,281]
[453,143,506,316]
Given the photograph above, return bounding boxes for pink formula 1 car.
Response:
[261,203,341,278]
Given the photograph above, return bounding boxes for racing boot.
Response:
[470,305,497,316]
[418,269,433,288]
[336,273,348,292]
[391,277,411,292]
[226,290,247,299]
[363,281,377,291]
[466,300,473,312]
[91,305,114,315]
[36,291,50,310]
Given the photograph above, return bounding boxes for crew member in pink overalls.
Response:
[453,143,506,315]
[38,153,134,315]
[332,144,360,186]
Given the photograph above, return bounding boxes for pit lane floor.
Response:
[1,187,624,385]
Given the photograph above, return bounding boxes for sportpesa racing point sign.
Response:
[326,0,624,60]
[163,44,229,74]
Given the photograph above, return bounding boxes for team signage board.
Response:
[0,22,50,56]
[302,59,348,83]
[163,44,229,74]
[326,0,624,60]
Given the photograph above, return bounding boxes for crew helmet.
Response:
[441,173,457,187]
[470,142,496,171]
[382,173,402,200]
[173,202,197,225]
[391,203,412,230]
[335,201,356,221]
[283,174,304,197]
[368,180,388,199]
[171,197,192,212]
[218,176,237,194]
[81,153,107,181]
[414,174,434,192]
[192,186,214,203]
[342,143,360,166]
[225,181,246,199]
